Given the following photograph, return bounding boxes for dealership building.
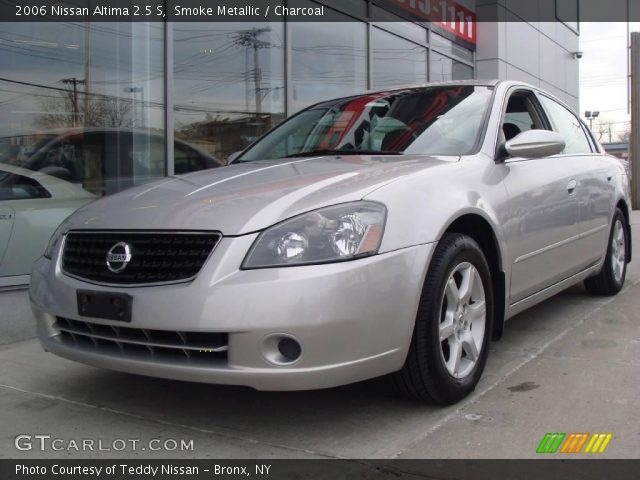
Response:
[0,0,579,326]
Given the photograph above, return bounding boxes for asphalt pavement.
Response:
[1,212,639,459]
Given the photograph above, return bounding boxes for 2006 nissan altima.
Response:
[30,80,632,404]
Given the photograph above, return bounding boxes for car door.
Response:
[0,169,17,271]
[499,89,584,304]
[0,171,57,278]
[537,94,613,270]
[0,204,14,268]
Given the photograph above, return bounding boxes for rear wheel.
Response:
[584,208,628,296]
[392,233,493,405]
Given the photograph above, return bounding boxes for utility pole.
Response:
[84,21,91,127]
[631,31,640,209]
[62,77,86,127]
[253,42,262,116]
[233,27,271,118]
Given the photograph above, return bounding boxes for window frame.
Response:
[555,0,580,34]
[495,88,552,161]
[370,26,428,89]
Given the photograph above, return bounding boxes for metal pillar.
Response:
[630,32,640,209]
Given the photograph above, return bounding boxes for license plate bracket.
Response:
[77,290,132,322]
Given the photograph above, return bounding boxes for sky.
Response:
[579,22,640,143]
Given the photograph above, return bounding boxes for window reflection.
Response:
[173,22,285,165]
[0,11,476,283]
[290,19,367,112]
[372,28,427,88]
[239,86,493,161]
[430,51,474,82]
[0,20,165,279]
[431,32,474,62]
[0,21,165,195]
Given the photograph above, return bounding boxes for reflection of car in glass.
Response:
[6,129,223,196]
[31,81,632,404]
[0,164,95,285]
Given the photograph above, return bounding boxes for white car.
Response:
[0,164,95,286]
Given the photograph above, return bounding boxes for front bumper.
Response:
[30,235,434,390]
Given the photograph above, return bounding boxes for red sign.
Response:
[389,0,477,45]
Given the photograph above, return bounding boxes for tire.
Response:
[392,233,493,405]
[584,208,628,296]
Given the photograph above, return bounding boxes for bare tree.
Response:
[36,91,134,130]
[92,96,134,128]
[35,92,76,129]
[618,129,631,144]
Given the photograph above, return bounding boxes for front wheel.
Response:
[584,208,628,296]
[392,233,493,405]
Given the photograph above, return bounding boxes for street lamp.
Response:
[585,110,600,130]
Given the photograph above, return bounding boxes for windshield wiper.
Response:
[284,149,403,158]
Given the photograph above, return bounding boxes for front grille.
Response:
[62,231,221,285]
[54,318,228,362]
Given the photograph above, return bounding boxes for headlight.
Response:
[43,219,70,259]
[242,201,387,269]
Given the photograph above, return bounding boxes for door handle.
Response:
[567,179,577,195]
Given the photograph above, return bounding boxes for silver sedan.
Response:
[30,80,632,404]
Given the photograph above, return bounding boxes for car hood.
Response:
[65,155,457,235]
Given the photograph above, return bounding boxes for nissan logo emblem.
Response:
[106,242,132,273]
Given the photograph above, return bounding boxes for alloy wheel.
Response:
[611,219,626,283]
[439,262,486,379]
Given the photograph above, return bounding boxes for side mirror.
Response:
[501,129,565,160]
[227,151,242,164]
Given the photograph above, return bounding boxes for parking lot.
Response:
[1,212,639,460]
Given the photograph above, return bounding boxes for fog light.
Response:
[278,337,302,362]
[262,334,303,366]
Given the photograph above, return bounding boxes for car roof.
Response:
[305,79,504,107]
[365,79,501,93]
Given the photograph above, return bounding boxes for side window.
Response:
[539,95,592,154]
[0,173,50,201]
[501,91,546,143]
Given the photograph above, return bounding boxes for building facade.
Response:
[0,0,580,288]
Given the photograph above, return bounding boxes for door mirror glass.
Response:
[504,129,565,159]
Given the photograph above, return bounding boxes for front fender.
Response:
[364,156,509,269]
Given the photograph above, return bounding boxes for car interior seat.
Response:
[502,122,522,141]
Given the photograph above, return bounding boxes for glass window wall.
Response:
[372,27,427,88]
[0,9,474,283]
[290,8,367,112]
[173,22,285,164]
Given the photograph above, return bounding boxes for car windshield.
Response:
[236,85,493,162]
